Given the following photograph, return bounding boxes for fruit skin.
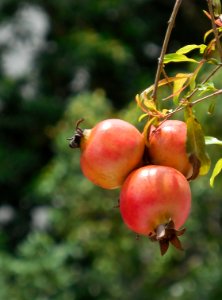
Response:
[120,165,191,235]
[148,120,193,178]
[79,119,145,189]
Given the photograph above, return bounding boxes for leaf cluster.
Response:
[137,4,222,183]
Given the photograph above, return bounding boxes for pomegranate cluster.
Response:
[68,118,192,255]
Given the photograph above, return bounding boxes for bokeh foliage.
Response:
[1,0,222,299]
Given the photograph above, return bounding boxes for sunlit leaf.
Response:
[205,136,222,145]
[163,53,198,64]
[163,61,204,102]
[176,44,207,55]
[143,117,158,147]
[135,94,148,113]
[185,108,211,177]
[144,99,157,112]
[172,73,190,104]
[141,76,194,103]
[210,158,222,187]
[141,78,175,97]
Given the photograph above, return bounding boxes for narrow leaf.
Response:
[207,58,220,64]
[208,101,216,114]
[143,99,157,112]
[135,94,149,113]
[176,44,207,55]
[204,29,214,42]
[164,53,198,64]
[140,76,193,106]
[163,62,203,102]
[143,117,158,147]
[188,60,205,91]
[185,108,211,176]
[172,73,190,104]
[138,113,148,122]
[210,158,222,187]
[205,136,222,145]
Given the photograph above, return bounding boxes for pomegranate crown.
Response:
[67,118,85,148]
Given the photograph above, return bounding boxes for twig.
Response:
[166,88,222,119]
[152,0,183,103]
[200,63,222,83]
[162,68,173,89]
[207,0,222,61]
[191,88,222,106]
[186,63,222,101]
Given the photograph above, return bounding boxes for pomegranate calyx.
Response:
[148,219,186,256]
[67,118,85,148]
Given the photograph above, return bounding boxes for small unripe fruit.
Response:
[68,118,145,189]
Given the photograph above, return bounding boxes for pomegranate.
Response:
[120,165,191,255]
[147,120,193,178]
[68,118,145,189]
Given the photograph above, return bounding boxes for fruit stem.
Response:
[67,118,85,148]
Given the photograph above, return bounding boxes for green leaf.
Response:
[212,0,221,17]
[138,113,148,122]
[207,58,220,65]
[210,158,222,187]
[163,53,198,64]
[205,136,222,145]
[176,44,207,55]
[139,76,192,109]
[197,82,217,96]
[208,101,216,114]
[188,61,204,91]
[185,108,211,176]
[204,29,214,42]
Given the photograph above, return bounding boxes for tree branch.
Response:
[191,88,222,106]
[152,0,183,103]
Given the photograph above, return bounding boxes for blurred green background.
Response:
[1,0,222,299]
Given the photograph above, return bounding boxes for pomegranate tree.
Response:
[66,1,222,256]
